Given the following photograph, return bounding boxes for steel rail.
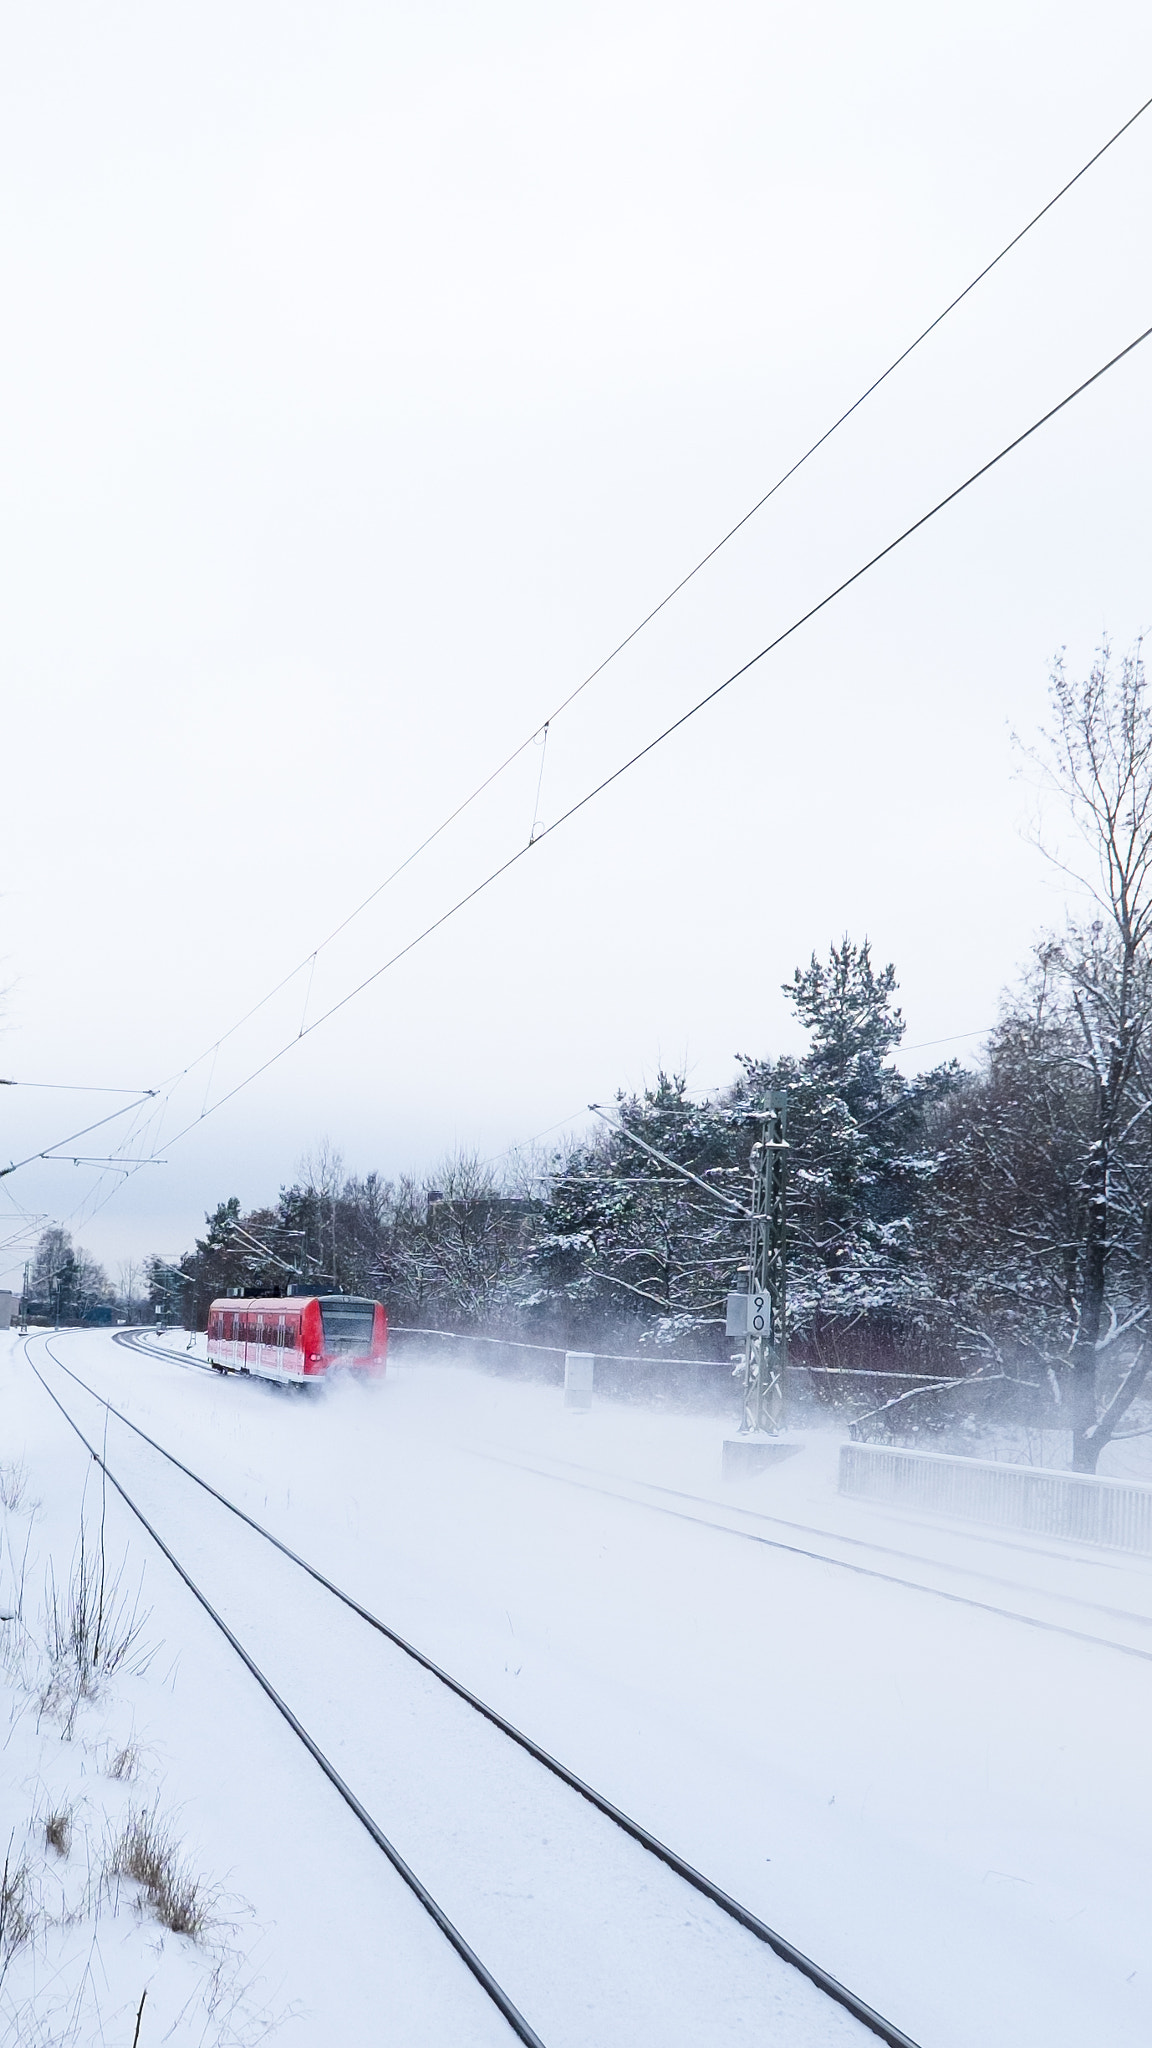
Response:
[486,1449,1152,1631]
[112,1329,229,1373]
[27,1345,547,2048]
[39,1335,923,2048]
[113,1328,1152,1634]
[470,1449,1152,1665]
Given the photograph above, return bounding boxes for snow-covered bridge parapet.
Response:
[839,1441,1152,1555]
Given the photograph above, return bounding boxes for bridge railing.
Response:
[838,1440,1152,1555]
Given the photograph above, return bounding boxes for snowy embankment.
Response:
[5,1330,1152,2047]
[0,1371,281,2044]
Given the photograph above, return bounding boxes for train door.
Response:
[283,1310,299,1376]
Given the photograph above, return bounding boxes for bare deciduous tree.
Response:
[1023,640,1152,1468]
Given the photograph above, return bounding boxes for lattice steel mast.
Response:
[740,1092,788,1434]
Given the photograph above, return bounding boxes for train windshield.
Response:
[319,1299,376,1354]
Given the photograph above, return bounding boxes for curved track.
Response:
[30,1333,921,2048]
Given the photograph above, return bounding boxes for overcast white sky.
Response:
[1,0,1150,1280]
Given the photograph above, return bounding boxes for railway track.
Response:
[465,1446,1152,1663]
[29,1333,921,2048]
[112,1326,1152,1658]
[113,1326,239,1373]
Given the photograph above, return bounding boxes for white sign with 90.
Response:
[725,1290,772,1338]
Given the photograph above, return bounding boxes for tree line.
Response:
[34,643,1152,1474]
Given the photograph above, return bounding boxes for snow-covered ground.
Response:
[4,1329,1151,2047]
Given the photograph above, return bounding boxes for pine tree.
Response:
[732,939,957,1367]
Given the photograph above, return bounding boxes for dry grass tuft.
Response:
[44,1808,72,1858]
[39,1534,155,1734]
[0,1852,34,1961]
[107,1739,142,1782]
[0,1458,34,1523]
[0,1462,29,1513]
[107,1808,215,1940]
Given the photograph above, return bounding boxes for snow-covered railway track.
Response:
[117,1331,1152,1616]
[466,1447,1152,1662]
[30,1336,920,2048]
[112,1327,223,1373]
[107,1328,1152,1656]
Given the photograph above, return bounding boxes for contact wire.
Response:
[151,317,1152,1158]
[145,89,1152,1105]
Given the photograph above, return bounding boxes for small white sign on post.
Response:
[564,1350,594,1411]
[725,1290,771,1338]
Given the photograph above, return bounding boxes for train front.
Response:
[305,1295,388,1376]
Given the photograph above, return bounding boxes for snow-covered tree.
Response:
[29,1226,111,1322]
[533,944,957,1363]
[730,939,957,1370]
[534,1074,745,1345]
[927,642,1152,1469]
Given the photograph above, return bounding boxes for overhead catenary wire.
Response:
[9,95,1149,1225]
[138,90,1152,1116]
[9,102,1150,1218]
[0,1085,166,1238]
[0,1080,178,1268]
[387,1327,955,1379]
[587,1103,751,1216]
[478,1025,998,1184]
[0,1093,164,1183]
[141,319,1152,1162]
[0,1079,157,1095]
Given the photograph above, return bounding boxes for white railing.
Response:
[838,1441,1152,1555]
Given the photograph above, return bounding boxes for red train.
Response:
[206,1293,387,1383]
